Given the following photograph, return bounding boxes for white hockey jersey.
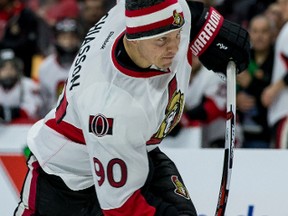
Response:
[39,54,70,116]
[0,77,42,120]
[268,22,288,126]
[28,0,193,214]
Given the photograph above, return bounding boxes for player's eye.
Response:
[155,37,167,46]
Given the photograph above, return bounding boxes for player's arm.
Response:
[186,1,250,74]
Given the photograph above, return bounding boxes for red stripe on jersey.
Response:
[102,189,156,216]
[168,76,177,100]
[22,159,40,215]
[55,86,68,123]
[46,119,86,144]
[28,160,39,212]
[146,137,161,145]
[125,0,177,17]
[126,15,181,34]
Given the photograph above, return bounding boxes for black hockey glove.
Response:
[190,7,250,74]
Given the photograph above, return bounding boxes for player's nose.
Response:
[167,39,180,54]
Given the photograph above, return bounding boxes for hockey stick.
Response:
[215,61,236,216]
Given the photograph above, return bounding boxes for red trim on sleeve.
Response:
[102,190,156,216]
[45,119,86,144]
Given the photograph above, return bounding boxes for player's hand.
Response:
[191,8,250,74]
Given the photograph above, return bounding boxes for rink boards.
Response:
[0,123,287,216]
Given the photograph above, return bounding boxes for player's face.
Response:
[249,17,272,52]
[56,32,80,50]
[0,61,19,90]
[0,62,17,79]
[136,29,181,69]
[83,0,105,24]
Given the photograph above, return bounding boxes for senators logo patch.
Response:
[172,10,184,27]
[89,114,113,137]
[171,175,190,200]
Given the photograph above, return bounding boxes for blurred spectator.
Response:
[246,0,276,21]
[0,49,42,123]
[264,2,284,41]
[32,0,79,27]
[183,55,227,148]
[38,18,81,116]
[216,0,256,26]
[216,0,275,27]
[236,15,274,148]
[77,0,116,39]
[261,0,288,149]
[0,0,41,77]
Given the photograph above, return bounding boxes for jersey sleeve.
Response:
[76,83,156,215]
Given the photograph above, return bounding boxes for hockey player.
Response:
[14,0,250,215]
[261,0,288,148]
[0,49,41,123]
[38,18,81,116]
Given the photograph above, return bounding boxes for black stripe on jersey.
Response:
[89,114,113,137]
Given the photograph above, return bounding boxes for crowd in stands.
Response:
[1,0,288,149]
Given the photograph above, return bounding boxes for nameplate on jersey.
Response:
[89,114,113,137]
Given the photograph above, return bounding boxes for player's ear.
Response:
[130,40,139,45]
[124,34,138,46]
